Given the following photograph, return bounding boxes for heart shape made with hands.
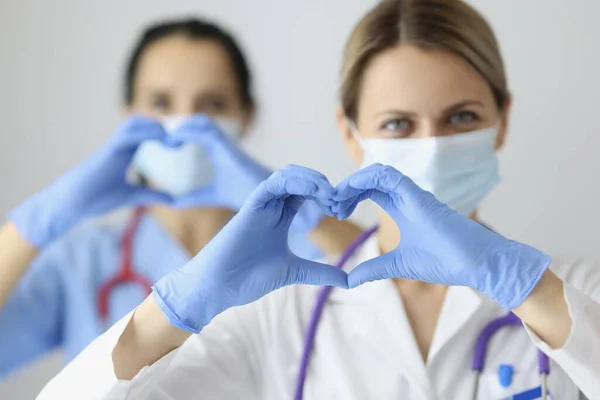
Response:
[302,163,418,288]
[294,162,501,291]
[155,163,543,334]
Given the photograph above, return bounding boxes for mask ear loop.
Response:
[346,118,364,145]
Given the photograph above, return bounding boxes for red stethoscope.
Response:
[97,207,152,321]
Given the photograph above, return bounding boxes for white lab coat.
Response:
[37,236,600,399]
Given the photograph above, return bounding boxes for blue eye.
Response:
[449,111,478,125]
[381,119,412,136]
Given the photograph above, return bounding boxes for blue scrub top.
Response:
[0,211,322,378]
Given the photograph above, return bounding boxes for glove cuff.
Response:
[483,241,552,310]
[152,279,219,334]
[151,289,202,334]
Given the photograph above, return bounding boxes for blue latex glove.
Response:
[333,163,551,310]
[152,165,347,333]
[8,116,173,247]
[168,115,325,233]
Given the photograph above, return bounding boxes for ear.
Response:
[495,94,512,151]
[336,107,364,165]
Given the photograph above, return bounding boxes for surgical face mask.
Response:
[130,116,243,197]
[352,123,501,216]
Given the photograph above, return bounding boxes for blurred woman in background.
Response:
[0,17,361,378]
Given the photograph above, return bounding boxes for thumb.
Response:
[347,251,399,288]
[286,257,349,289]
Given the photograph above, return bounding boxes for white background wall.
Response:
[1,0,599,397]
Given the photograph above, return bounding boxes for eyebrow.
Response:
[142,85,230,95]
[443,100,485,113]
[375,100,485,117]
[145,89,231,102]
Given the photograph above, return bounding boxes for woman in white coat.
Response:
[37,0,600,399]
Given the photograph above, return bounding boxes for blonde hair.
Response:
[340,0,508,120]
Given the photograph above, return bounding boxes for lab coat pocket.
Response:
[481,371,549,399]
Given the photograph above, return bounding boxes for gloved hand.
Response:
[152,165,347,333]
[8,116,173,247]
[333,163,551,310]
[168,114,326,233]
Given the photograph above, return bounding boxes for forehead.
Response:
[358,44,496,114]
[133,35,238,91]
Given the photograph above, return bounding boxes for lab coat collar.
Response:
[328,234,487,398]
[427,285,484,364]
[328,236,435,396]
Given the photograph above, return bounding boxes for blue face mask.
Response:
[353,125,501,216]
[129,116,242,197]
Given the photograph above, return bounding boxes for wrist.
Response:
[113,295,191,380]
[514,269,565,313]
[512,269,572,348]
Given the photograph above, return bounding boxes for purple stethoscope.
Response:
[294,226,551,400]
